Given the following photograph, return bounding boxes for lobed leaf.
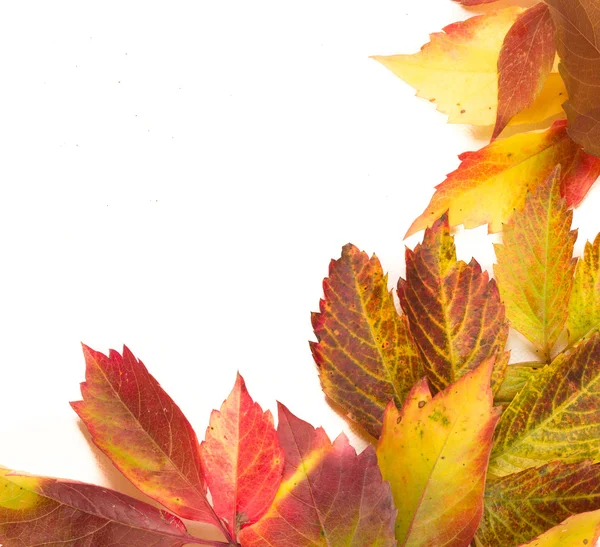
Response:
[493,3,556,139]
[372,8,566,126]
[568,233,600,345]
[0,468,198,546]
[477,461,600,546]
[546,0,600,158]
[494,167,577,359]
[489,334,600,477]
[239,404,396,546]
[200,373,284,537]
[399,214,508,393]
[311,243,421,439]
[71,345,219,526]
[515,509,600,547]
[377,357,500,547]
[406,120,600,236]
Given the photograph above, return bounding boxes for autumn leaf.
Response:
[398,214,508,393]
[239,404,396,546]
[372,8,566,126]
[311,243,421,439]
[377,357,500,547]
[568,233,600,345]
[494,167,576,359]
[455,0,498,5]
[200,373,284,538]
[71,345,222,529]
[516,509,600,547]
[477,461,600,546]
[406,120,600,236]
[546,0,600,158]
[494,363,542,405]
[488,333,600,477]
[493,3,556,138]
[0,467,202,546]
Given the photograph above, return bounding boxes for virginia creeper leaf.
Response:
[489,334,600,476]
[494,363,542,405]
[493,3,556,138]
[476,461,600,546]
[239,404,396,546]
[200,373,284,537]
[546,0,600,158]
[311,243,421,439]
[71,345,219,526]
[399,213,508,393]
[372,8,566,126]
[0,467,199,546]
[516,509,600,547]
[568,233,600,345]
[377,357,501,547]
[494,167,577,359]
[406,120,600,236]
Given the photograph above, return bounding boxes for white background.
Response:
[1,0,600,542]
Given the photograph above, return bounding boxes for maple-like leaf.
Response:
[377,357,500,547]
[200,373,284,538]
[311,243,421,439]
[477,461,600,546]
[372,8,566,126]
[515,509,600,547]
[71,345,222,529]
[489,333,600,477]
[568,233,600,345]
[493,3,556,138]
[399,214,508,393]
[239,404,396,546]
[546,0,600,158]
[0,467,203,546]
[406,120,600,236]
[494,167,577,359]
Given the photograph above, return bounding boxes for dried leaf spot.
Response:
[418,400,426,408]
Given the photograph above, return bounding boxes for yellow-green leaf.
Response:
[494,167,576,360]
[489,334,600,477]
[516,509,600,547]
[377,357,500,546]
[568,233,600,345]
[372,8,566,126]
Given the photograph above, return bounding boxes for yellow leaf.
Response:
[373,8,566,126]
[516,509,600,547]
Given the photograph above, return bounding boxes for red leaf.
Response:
[239,404,396,546]
[493,3,557,138]
[0,468,199,546]
[200,374,284,538]
[71,345,221,528]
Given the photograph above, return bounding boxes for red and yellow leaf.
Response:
[200,373,284,537]
[477,461,600,546]
[372,8,566,127]
[377,357,500,547]
[311,243,421,439]
[546,0,600,157]
[0,468,199,546]
[239,404,396,546]
[71,345,218,526]
[568,233,600,345]
[494,167,577,359]
[489,334,600,477]
[399,214,508,393]
[516,509,600,547]
[406,121,600,236]
[493,3,556,138]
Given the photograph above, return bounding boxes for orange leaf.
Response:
[407,121,600,236]
[377,357,500,546]
[200,374,284,537]
[494,3,556,138]
[311,243,421,438]
[399,214,508,393]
